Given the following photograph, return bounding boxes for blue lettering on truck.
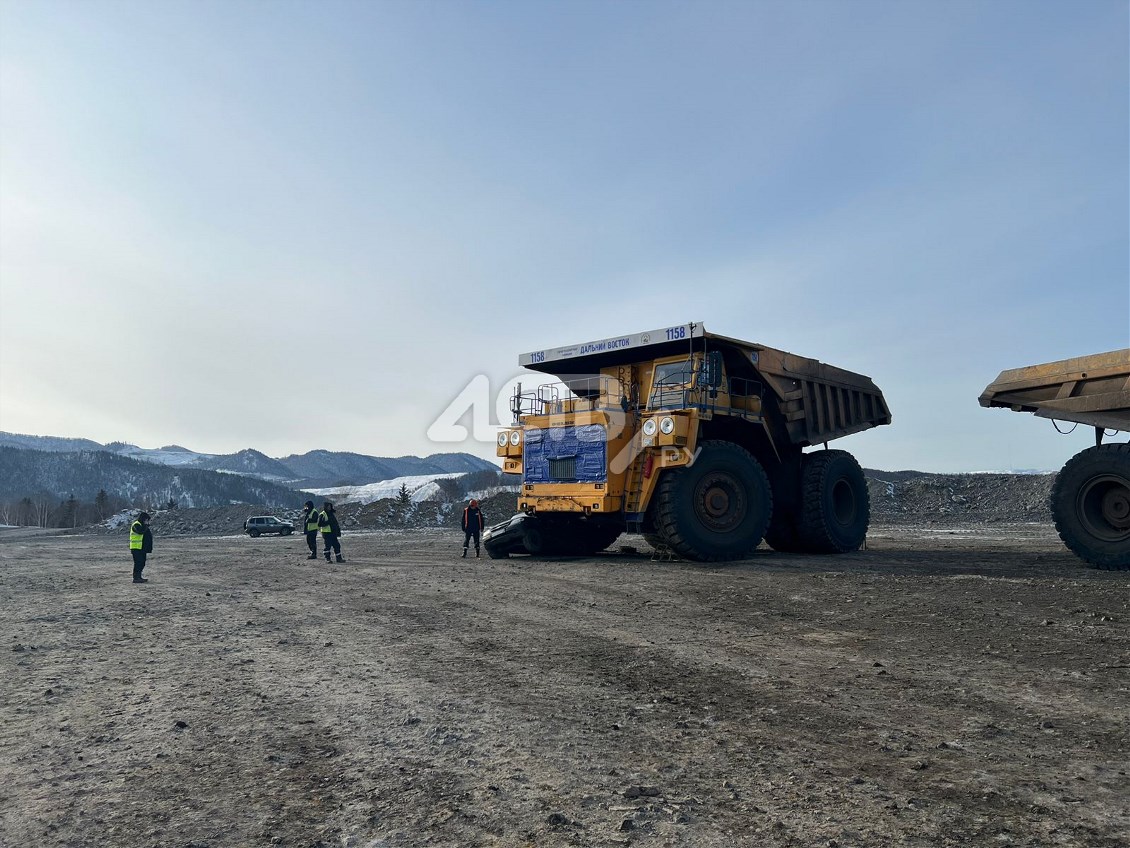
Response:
[578,337,631,355]
[665,326,687,341]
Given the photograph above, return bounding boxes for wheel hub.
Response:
[831,478,856,526]
[1101,487,1130,529]
[1078,474,1130,540]
[694,472,746,531]
[705,489,731,516]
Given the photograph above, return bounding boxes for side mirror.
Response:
[704,351,723,388]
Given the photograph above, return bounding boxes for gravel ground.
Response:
[1,522,1127,848]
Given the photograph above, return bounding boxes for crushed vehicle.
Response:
[485,321,891,561]
[980,348,1130,569]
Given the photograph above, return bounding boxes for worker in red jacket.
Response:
[461,499,484,558]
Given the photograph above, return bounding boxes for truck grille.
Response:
[548,456,577,482]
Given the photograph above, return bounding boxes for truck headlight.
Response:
[510,430,521,446]
[642,419,658,436]
[497,432,509,447]
[660,416,675,435]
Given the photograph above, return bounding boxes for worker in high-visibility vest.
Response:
[129,512,154,583]
[301,500,320,560]
[318,501,345,563]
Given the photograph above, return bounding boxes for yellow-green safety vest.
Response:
[129,521,145,550]
[318,510,330,534]
[305,510,320,532]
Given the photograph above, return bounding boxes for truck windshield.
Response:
[649,358,698,409]
[653,359,696,388]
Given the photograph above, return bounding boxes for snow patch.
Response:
[308,473,467,505]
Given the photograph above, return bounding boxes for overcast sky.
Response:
[1,0,1126,472]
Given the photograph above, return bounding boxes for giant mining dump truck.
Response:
[980,348,1130,570]
[484,322,892,561]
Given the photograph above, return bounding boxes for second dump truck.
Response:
[980,348,1130,570]
[485,322,891,561]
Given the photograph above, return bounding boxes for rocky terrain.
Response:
[6,469,1123,848]
[866,471,1054,525]
[1,519,1126,848]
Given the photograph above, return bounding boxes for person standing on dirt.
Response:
[461,499,484,558]
[318,501,345,563]
[301,500,320,560]
[129,511,153,583]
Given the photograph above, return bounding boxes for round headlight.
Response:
[510,430,521,446]
[660,416,675,435]
[497,431,509,447]
[642,419,658,437]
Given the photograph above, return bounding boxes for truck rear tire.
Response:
[1051,444,1130,570]
[653,441,771,562]
[797,450,869,553]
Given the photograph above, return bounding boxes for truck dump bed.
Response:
[978,349,1130,432]
[518,322,891,448]
[751,344,890,446]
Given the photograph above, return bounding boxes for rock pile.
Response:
[867,471,1055,524]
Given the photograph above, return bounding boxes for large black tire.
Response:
[652,441,772,562]
[558,524,623,558]
[797,450,869,554]
[522,519,621,556]
[573,523,622,555]
[522,522,551,555]
[764,507,806,553]
[1051,444,1130,570]
[484,542,510,559]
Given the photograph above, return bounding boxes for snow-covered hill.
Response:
[308,473,468,505]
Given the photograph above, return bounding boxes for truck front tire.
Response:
[1051,443,1130,570]
[653,441,771,562]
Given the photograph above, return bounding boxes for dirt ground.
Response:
[1,524,1127,848]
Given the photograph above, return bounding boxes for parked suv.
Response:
[244,515,294,537]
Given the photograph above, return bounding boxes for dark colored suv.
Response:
[244,515,294,537]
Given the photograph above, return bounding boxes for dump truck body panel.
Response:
[978,349,1130,432]
[519,322,891,448]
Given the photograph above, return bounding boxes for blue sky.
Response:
[0,0,1126,471]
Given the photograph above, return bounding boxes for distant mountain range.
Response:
[0,432,498,507]
[0,446,313,508]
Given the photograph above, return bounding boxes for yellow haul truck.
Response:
[484,322,892,561]
[980,348,1130,570]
